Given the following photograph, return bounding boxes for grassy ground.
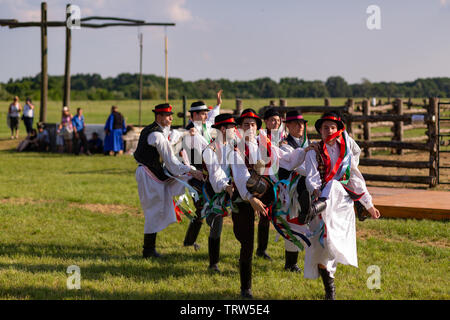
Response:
[0,143,448,300]
[0,98,448,300]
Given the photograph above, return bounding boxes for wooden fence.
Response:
[257,97,442,187]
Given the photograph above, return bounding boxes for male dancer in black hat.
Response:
[182,90,223,250]
[278,110,311,272]
[201,113,237,272]
[301,111,380,299]
[230,108,312,298]
[134,103,204,258]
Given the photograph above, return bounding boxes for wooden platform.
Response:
[368,187,450,220]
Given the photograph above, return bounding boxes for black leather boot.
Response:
[239,261,253,299]
[256,219,271,260]
[143,233,161,258]
[183,218,202,250]
[284,250,301,272]
[299,190,327,225]
[318,267,336,300]
[208,237,221,273]
[355,201,370,221]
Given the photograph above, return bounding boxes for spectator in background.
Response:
[72,108,91,156]
[104,105,126,156]
[36,122,50,152]
[17,129,38,152]
[57,106,74,153]
[22,98,35,136]
[88,132,103,154]
[8,96,22,139]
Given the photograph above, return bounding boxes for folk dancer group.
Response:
[134,90,381,300]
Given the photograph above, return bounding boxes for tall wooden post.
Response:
[362,99,371,157]
[40,2,48,122]
[63,4,71,109]
[164,30,168,102]
[428,97,439,187]
[138,32,143,127]
[393,98,404,155]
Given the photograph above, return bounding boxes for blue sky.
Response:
[1,0,449,84]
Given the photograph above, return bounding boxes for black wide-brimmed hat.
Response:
[314,111,345,134]
[211,113,237,129]
[152,103,174,115]
[263,108,280,120]
[189,101,209,113]
[236,108,262,130]
[284,110,308,123]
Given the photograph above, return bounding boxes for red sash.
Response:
[321,128,345,183]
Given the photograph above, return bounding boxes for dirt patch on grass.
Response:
[0,198,141,217]
[357,227,449,249]
[70,203,141,216]
[0,198,55,205]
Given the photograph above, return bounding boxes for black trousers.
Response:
[74,129,89,155]
[23,117,34,134]
[231,201,255,263]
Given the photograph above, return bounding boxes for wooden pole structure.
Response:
[164,28,168,103]
[63,3,71,109]
[1,2,175,124]
[428,97,439,187]
[346,98,354,137]
[40,2,48,122]
[362,99,371,157]
[393,98,404,155]
[182,95,187,127]
[138,32,143,127]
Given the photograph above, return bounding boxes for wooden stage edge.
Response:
[373,205,450,221]
[367,187,450,221]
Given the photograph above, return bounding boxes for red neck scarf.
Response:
[321,128,345,183]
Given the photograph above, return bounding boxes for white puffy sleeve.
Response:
[229,150,253,201]
[203,147,230,193]
[148,131,192,176]
[305,150,322,193]
[347,163,374,209]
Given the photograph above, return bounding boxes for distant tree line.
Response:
[1,73,449,101]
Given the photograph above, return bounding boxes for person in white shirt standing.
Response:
[134,103,204,258]
[22,98,35,136]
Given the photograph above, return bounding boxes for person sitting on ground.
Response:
[17,129,38,152]
[88,132,103,154]
[36,122,50,152]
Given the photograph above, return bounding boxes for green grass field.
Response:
[0,98,448,300]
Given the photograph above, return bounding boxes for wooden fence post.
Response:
[393,98,404,155]
[182,95,187,127]
[362,99,371,157]
[235,98,243,115]
[428,97,439,187]
[279,98,287,119]
[324,98,331,107]
[346,98,354,137]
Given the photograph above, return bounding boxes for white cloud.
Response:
[166,0,192,22]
